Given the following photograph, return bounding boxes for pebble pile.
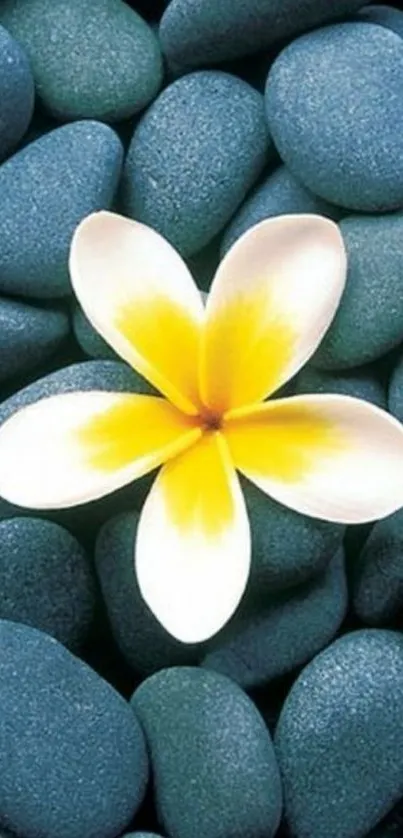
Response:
[0,1,403,837]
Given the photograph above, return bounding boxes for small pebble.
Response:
[0,517,97,650]
[122,71,271,256]
[123,835,163,838]
[0,297,68,385]
[276,630,403,838]
[159,0,363,72]
[352,510,403,627]
[132,667,282,838]
[0,121,123,298]
[202,548,347,689]
[0,24,34,161]
[221,164,342,255]
[0,620,148,838]
[356,5,403,38]
[294,363,386,408]
[72,305,117,361]
[265,23,403,211]
[388,350,403,423]
[313,213,403,368]
[0,0,163,122]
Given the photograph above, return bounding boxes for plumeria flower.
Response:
[1,212,403,643]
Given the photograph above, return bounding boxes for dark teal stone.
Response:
[0,297,69,384]
[388,351,403,422]
[0,0,163,122]
[0,24,34,160]
[160,0,363,72]
[0,620,148,838]
[221,164,343,254]
[131,667,282,838]
[0,517,97,650]
[95,511,205,675]
[313,213,403,368]
[352,510,403,626]
[0,121,123,298]
[356,5,403,38]
[72,305,117,361]
[265,23,403,210]
[276,630,403,838]
[295,363,386,408]
[202,548,347,689]
[123,835,163,838]
[122,71,271,256]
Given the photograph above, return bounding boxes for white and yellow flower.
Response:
[0,212,403,643]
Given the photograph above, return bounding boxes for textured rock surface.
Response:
[0,298,69,385]
[295,364,386,408]
[352,510,403,626]
[0,24,34,160]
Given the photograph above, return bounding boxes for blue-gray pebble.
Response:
[221,164,343,254]
[132,667,282,838]
[0,0,163,122]
[276,630,403,838]
[0,25,34,161]
[313,213,403,368]
[0,297,69,385]
[357,5,403,38]
[122,71,271,256]
[294,363,386,408]
[265,23,403,211]
[0,121,122,298]
[0,620,148,838]
[352,510,403,626]
[388,351,403,423]
[160,0,364,72]
[0,517,97,650]
[202,547,347,689]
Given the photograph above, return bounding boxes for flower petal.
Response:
[136,431,251,643]
[224,395,403,524]
[70,211,205,415]
[0,392,201,509]
[200,214,346,414]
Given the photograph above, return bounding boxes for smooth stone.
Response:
[160,0,363,72]
[276,629,403,838]
[0,25,34,160]
[122,71,271,256]
[95,511,205,675]
[388,350,403,422]
[221,164,343,254]
[0,121,123,298]
[0,517,97,650]
[202,548,347,689]
[357,5,403,38]
[313,213,403,368]
[265,23,403,211]
[294,364,386,408]
[243,479,344,592]
[0,0,163,122]
[0,297,69,385]
[132,667,282,838]
[73,305,117,361]
[352,510,403,626]
[123,835,163,837]
[0,620,148,838]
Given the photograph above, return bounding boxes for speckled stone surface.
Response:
[352,510,403,627]
[202,548,347,689]
[0,518,97,650]
[388,351,403,423]
[0,24,34,161]
[122,71,271,256]
[294,363,386,408]
[357,5,403,38]
[276,630,403,838]
[313,213,403,368]
[72,306,117,361]
[265,23,403,211]
[160,0,364,72]
[132,667,282,838]
[0,0,163,122]
[0,121,123,298]
[0,620,148,838]
[0,297,69,385]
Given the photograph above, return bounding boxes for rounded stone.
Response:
[357,5,403,38]
[221,164,342,254]
[131,667,282,838]
[276,630,403,838]
[122,71,271,256]
[294,363,386,408]
[388,351,403,423]
[313,213,403,368]
[0,0,163,122]
[352,510,403,626]
[202,547,347,689]
[123,835,163,838]
[0,517,97,650]
[0,121,123,298]
[0,24,34,161]
[73,305,117,361]
[0,620,148,838]
[0,297,69,385]
[160,0,363,72]
[265,23,403,211]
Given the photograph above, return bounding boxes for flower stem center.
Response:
[199,409,223,432]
